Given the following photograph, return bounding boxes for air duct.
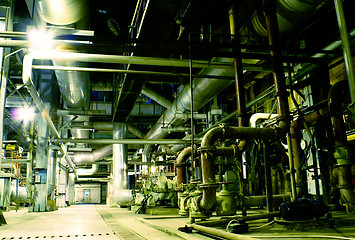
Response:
[73,145,113,164]
[36,0,88,26]
[143,57,235,158]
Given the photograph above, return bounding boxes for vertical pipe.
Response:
[113,123,132,206]
[264,0,290,125]
[263,142,273,219]
[286,132,297,201]
[229,3,247,128]
[333,0,355,116]
[0,0,15,169]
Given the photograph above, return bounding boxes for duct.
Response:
[22,53,77,177]
[76,164,99,176]
[113,123,132,207]
[143,57,235,159]
[73,145,113,164]
[91,122,145,139]
[141,84,173,109]
[240,0,329,40]
[46,148,57,197]
[36,0,88,26]
[10,185,28,203]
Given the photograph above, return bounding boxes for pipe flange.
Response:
[199,183,219,189]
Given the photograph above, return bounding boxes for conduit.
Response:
[189,224,257,240]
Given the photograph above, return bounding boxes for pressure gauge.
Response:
[300,139,307,150]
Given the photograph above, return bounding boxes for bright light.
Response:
[27,29,54,49]
[14,107,35,122]
[150,165,156,174]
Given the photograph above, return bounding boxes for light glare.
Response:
[27,29,54,49]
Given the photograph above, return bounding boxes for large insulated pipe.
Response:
[141,84,173,109]
[92,122,145,139]
[143,57,235,160]
[73,145,113,164]
[113,123,132,207]
[46,148,57,197]
[240,0,329,40]
[36,0,87,26]
[22,53,77,177]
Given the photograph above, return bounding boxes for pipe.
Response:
[199,126,279,210]
[27,50,234,69]
[328,81,355,213]
[143,57,235,159]
[189,224,257,240]
[76,164,99,176]
[289,108,330,197]
[90,122,145,139]
[22,53,77,177]
[36,0,87,25]
[54,44,90,109]
[250,113,278,128]
[176,147,192,190]
[333,0,355,117]
[141,84,173,109]
[52,138,190,145]
[113,123,132,207]
[229,3,247,129]
[73,145,113,164]
[46,148,57,197]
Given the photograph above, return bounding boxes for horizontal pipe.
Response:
[29,50,233,69]
[189,224,257,240]
[52,138,190,145]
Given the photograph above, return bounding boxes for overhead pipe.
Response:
[35,0,88,26]
[67,122,145,139]
[73,145,113,164]
[141,84,173,109]
[52,138,189,145]
[22,53,77,177]
[143,57,235,161]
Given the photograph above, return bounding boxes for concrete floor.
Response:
[1,205,355,240]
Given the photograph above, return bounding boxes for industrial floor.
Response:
[1,205,355,240]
